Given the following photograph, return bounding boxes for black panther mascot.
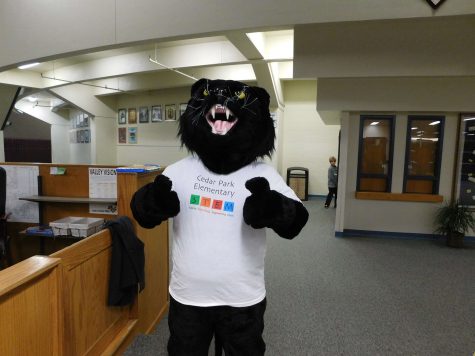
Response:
[131,78,308,356]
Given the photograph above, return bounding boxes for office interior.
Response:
[0,1,474,354]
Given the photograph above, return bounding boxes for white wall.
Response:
[93,116,116,165]
[115,87,189,166]
[294,15,475,79]
[339,112,458,235]
[317,77,475,113]
[1,1,474,70]
[282,80,340,195]
[51,85,117,164]
[316,74,475,235]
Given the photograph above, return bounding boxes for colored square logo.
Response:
[223,201,234,212]
[190,194,200,205]
[200,197,211,207]
[212,200,223,210]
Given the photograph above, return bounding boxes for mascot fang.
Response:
[131,78,309,356]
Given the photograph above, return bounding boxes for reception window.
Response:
[403,116,444,194]
[357,115,395,192]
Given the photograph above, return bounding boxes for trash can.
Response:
[286,167,309,201]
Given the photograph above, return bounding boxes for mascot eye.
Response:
[236,91,245,100]
[203,89,209,96]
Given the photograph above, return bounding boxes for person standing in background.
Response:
[325,156,338,208]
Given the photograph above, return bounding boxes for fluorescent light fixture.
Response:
[411,127,418,130]
[411,137,439,142]
[18,62,40,69]
[27,97,38,102]
[463,117,475,121]
[429,121,440,126]
[370,121,379,126]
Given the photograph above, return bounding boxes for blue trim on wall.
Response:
[335,229,475,243]
[308,194,326,199]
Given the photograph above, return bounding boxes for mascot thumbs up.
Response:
[131,78,308,356]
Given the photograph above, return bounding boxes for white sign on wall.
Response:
[88,167,117,215]
[1,165,39,223]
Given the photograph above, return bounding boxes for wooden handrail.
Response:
[0,255,60,296]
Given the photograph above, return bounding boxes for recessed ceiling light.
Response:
[18,62,40,69]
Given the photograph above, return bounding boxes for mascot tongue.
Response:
[206,105,237,135]
[210,120,235,135]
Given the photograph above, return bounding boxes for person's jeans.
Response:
[167,296,266,356]
[325,187,337,207]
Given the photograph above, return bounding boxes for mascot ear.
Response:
[251,86,270,109]
[191,78,208,95]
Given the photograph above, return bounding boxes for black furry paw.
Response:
[243,177,309,239]
[130,174,180,228]
[244,177,274,229]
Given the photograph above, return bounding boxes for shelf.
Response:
[355,191,443,203]
[19,229,82,240]
[19,195,116,204]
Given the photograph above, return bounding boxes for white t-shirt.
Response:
[163,156,299,307]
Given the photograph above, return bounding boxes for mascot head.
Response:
[179,78,275,174]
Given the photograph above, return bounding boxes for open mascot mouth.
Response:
[205,104,238,135]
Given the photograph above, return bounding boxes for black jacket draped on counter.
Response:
[105,216,145,306]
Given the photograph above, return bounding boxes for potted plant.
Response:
[434,200,475,248]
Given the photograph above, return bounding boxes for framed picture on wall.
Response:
[128,127,137,144]
[118,108,127,125]
[118,127,127,143]
[128,108,137,124]
[139,106,149,123]
[151,105,162,122]
[179,103,187,117]
[165,104,177,121]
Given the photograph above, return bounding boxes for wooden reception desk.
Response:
[0,164,168,355]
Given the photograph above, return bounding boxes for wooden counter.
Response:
[0,165,168,355]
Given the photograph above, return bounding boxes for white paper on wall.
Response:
[1,165,39,223]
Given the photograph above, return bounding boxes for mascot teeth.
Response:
[206,104,238,135]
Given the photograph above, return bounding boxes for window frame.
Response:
[356,114,395,192]
[454,113,475,208]
[403,115,445,194]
